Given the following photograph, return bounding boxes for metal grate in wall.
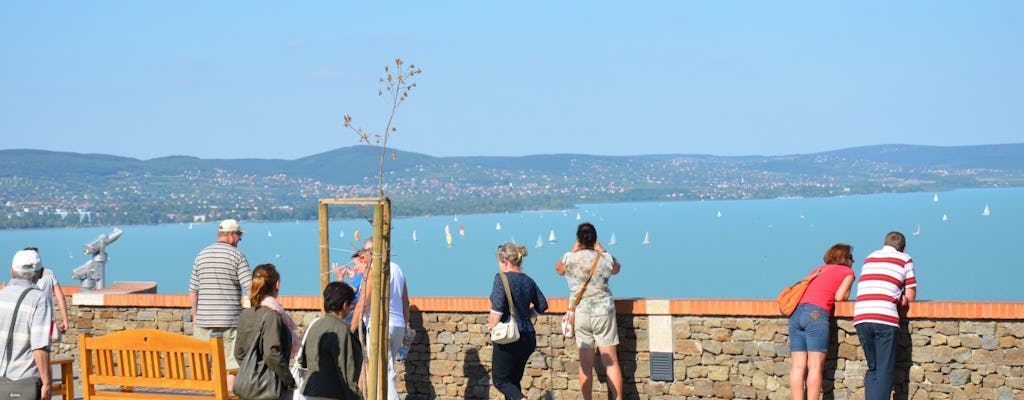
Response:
[650,351,674,382]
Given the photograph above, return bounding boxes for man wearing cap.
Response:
[189,219,252,392]
[1,249,53,399]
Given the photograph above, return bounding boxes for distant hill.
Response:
[1,143,1022,228]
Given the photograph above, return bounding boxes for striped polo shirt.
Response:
[853,245,918,327]
[189,242,252,328]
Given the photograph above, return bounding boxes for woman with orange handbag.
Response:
[788,243,856,400]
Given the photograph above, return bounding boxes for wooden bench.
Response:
[51,358,74,399]
[78,329,238,400]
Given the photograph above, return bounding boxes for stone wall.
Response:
[58,298,1024,400]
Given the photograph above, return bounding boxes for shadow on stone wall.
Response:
[618,315,640,399]
[824,319,841,400]
[894,318,913,400]
[405,307,438,400]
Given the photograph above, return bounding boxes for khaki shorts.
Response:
[575,311,619,349]
[194,326,239,370]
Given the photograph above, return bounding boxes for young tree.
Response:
[343,58,422,197]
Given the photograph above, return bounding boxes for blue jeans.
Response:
[856,322,898,400]
[788,303,830,353]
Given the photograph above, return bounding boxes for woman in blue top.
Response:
[488,242,548,400]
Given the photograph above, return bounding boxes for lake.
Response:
[2,187,1020,301]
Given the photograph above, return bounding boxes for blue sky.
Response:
[2,2,1021,160]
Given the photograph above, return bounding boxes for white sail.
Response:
[642,232,651,245]
[339,229,345,238]
[942,214,948,221]
[267,230,272,238]
[609,233,617,246]
[535,235,543,248]
[496,222,502,230]
[912,224,920,236]
[982,205,990,216]
[576,212,581,220]
[716,211,722,218]
[413,230,417,241]
[933,194,939,202]
[548,229,557,242]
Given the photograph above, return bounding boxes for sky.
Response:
[1,2,1022,160]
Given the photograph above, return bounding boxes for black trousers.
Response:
[491,332,537,400]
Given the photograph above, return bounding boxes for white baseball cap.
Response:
[218,219,245,234]
[11,249,43,274]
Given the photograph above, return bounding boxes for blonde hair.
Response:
[496,242,528,267]
[249,264,280,306]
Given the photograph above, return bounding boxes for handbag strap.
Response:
[568,252,603,312]
[295,317,321,368]
[2,287,35,377]
[497,270,516,320]
[242,308,271,360]
[806,265,832,282]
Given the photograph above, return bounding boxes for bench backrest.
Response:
[79,329,231,399]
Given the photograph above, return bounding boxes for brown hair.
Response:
[822,243,854,266]
[249,263,280,306]
[884,231,906,252]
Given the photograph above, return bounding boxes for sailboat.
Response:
[445,225,453,247]
[912,224,920,236]
[982,205,991,216]
[535,235,543,248]
[608,233,617,246]
[339,229,345,238]
[716,211,722,218]
[576,212,581,220]
[642,232,651,245]
[548,230,557,242]
[267,230,273,238]
[459,226,465,237]
[188,223,193,231]
[942,214,948,222]
[933,194,939,203]
[412,230,418,241]
[495,222,502,231]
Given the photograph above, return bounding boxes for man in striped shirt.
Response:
[189,219,252,393]
[853,231,918,400]
[2,249,53,399]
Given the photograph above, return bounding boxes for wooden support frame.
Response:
[317,197,392,400]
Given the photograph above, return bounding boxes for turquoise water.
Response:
[2,187,1021,301]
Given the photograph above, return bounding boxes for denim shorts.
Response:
[788,303,831,353]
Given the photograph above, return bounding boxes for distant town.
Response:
[2,144,1022,229]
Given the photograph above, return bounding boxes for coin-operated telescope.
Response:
[72,227,123,291]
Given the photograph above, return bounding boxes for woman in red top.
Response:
[789,243,856,400]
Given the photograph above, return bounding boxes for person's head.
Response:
[10,249,43,281]
[22,246,44,278]
[351,249,370,271]
[884,231,906,252]
[217,219,245,245]
[323,281,356,315]
[823,243,854,266]
[576,222,598,249]
[496,242,528,267]
[249,263,280,306]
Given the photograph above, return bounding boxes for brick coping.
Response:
[69,293,1023,320]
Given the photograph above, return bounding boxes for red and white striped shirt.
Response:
[853,245,918,327]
